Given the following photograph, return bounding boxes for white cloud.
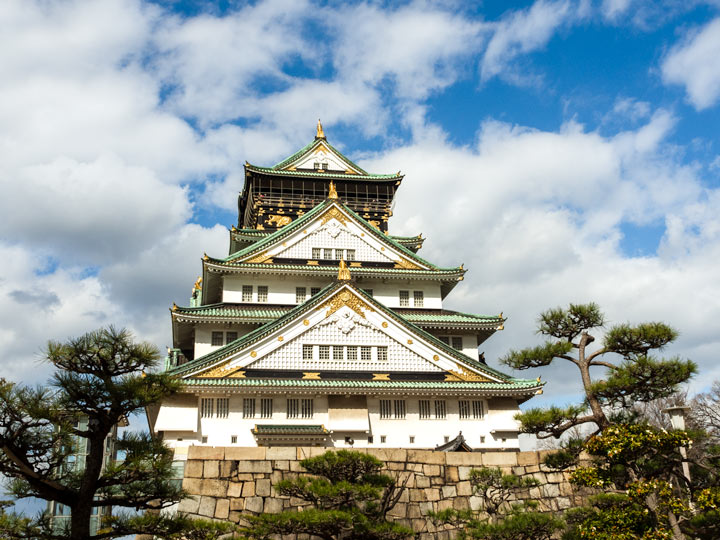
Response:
[601,0,633,20]
[662,17,720,110]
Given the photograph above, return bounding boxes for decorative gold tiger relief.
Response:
[368,220,381,229]
[320,207,348,226]
[317,290,374,319]
[266,215,292,227]
[197,364,245,379]
[447,368,492,382]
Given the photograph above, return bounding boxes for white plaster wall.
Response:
[194,323,258,359]
[424,332,480,361]
[274,225,395,263]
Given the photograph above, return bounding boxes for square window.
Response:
[242,285,253,302]
[296,287,307,303]
[225,331,238,344]
[394,400,406,419]
[211,332,224,346]
[480,436,486,443]
[419,400,431,419]
[303,345,314,361]
[409,436,415,444]
[231,435,237,444]
[301,398,314,419]
[444,436,449,443]
[216,398,229,418]
[360,346,372,362]
[260,398,273,418]
[413,291,424,307]
[346,346,358,361]
[377,346,388,362]
[323,248,333,259]
[451,337,463,350]
[202,436,208,443]
[368,435,374,443]
[334,248,344,259]
[242,398,255,419]
[346,249,355,261]
[380,435,386,444]
[459,400,470,419]
[257,286,268,303]
[435,400,447,419]
[287,399,299,419]
[379,399,392,419]
[311,287,321,296]
[332,346,344,361]
[319,345,330,360]
[399,290,409,307]
[312,248,321,259]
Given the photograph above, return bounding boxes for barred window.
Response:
[334,249,344,260]
[435,400,447,419]
[346,249,355,261]
[311,287,321,296]
[303,345,314,361]
[225,331,238,344]
[346,346,358,361]
[394,400,406,419]
[419,400,431,419]
[296,287,307,303]
[332,345,344,361]
[312,248,321,259]
[242,285,253,302]
[216,398,229,418]
[409,436,415,444]
[380,435,386,443]
[319,345,330,361]
[380,399,392,419]
[451,337,463,350]
[323,248,333,259]
[260,398,273,418]
[399,290,409,307]
[200,398,213,418]
[301,399,314,419]
[413,290,424,307]
[472,400,485,419]
[211,332,224,346]
[231,435,237,444]
[459,400,470,419]
[257,286,268,303]
[361,346,372,362]
[377,346,388,362]
[242,398,255,419]
[287,399,299,419]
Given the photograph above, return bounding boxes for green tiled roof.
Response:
[247,165,400,181]
[400,311,502,324]
[184,378,541,391]
[205,262,463,278]
[252,424,328,434]
[267,138,378,177]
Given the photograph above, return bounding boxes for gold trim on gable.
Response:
[372,373,390,381]
[447,368,492,382]
[303,372,321,380]
[320,207,348,226]
[394,259,421,270]
[317,289,374,319]
[197,365,246,379]
[246,251,271,263]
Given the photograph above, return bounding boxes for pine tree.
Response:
[0,327,235,540]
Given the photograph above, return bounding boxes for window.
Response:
[303,345,314,361]
[380,435,386,443]
[200,398,213,418]
[435,400,447,419]
[323,248,333,259]
[346,346,358,361]
[211,331,224,346]
[226,331,238,344]
[480,436,486,443]
[257,286,268,303]
[451,337,463,350]
[346,249,355,261]
[459,400,470,419]
[242,285,253,302]
[419,400,431,419]
[287,399,299,419]
[332,345,344,361]
[368,435,374,443]
[472,400,485,419]
[202,436,208,443]
[334,248,343,259]
[296,287,307,303]
[301,398,314,418]
[394,400,406,419]
[380,399,392,419]
[377,346,388,362]
[444,436,450,443]
[260,398,273,418]
[312,248,321,259]
[319,345,330,361]
[216,398,229,418]
[409,436,415,444]
[242,398,255,418]
[311,287,321,296]
[231,435,237,444]
[413,290,424,307]
[399,290,409,307]
[361,346,372,362]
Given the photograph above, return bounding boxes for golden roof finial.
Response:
[328,180,338,199]
[338,259,351,281]
[193,276,203,290]
[316,118,326,139]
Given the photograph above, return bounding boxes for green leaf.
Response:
[603,322,679,356]
[500,341,573,370]
[537,303,605,340]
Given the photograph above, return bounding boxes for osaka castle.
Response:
[147,121,543,451]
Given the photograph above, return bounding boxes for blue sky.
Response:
[1,0,720,413]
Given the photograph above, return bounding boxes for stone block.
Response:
[411,518,427,533]
[423,464,441,476]
[398,489,410,503]
[408,450,445,464]
[388,502,406,517]
[273,460,290,471]
[410,463,424,472]
[184,460,203,478]
[199,478,227,497]
[409,489,427,502]
[220,461,236,477]
[366,448,407,462]
[290,460,305,472]
[542,483,560,497]
[430,475,445,486]
[297,447,327,459]
[525,464,540,473]
[436,498,453,511]
[256,478,271,496]
[214,498,230,519]
[446,466,459,482]
[290,496,307,507]
[228,511,242,523]
[267,447,296,460]
[453,497,470,510]
[236,473,254,481]
[445,452,484,466]
[557,497,571,510]
[456,481,472,496]
[236,461,272,474]
[230,498,244,511]
[224,447,266,460]
[264,498,284,514]
[182,478,202,493]
[407,504,422,518]
[227,480,243,497]
[241,481,255,497]
[546,472,565,483]
[517,451,539,466]
[468,495,483,511]
[415,475,430,488]
[512,466,526,476]
[482,452,517,466]
[198,496,216,517]
[177,495,200,514]
[424,488,441,501]
[559,482,575,496]
[458,466,473,480]
[441,485,457,498]
[245,496,264,513]
[188,446,225,460]
[529,487,542,499]
[270,470,284,483]
[203,460,219,478]
[388,461,405,470]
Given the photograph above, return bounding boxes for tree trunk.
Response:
[577,332,609,429]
